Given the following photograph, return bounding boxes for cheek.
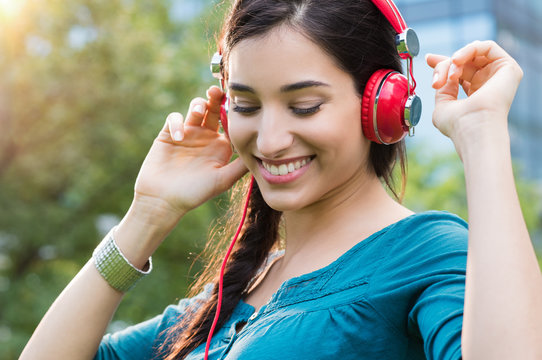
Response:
[320,102,364,143]
[318,102,370,167]
[226,117,254,160]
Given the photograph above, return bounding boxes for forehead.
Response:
[228,26,353,92]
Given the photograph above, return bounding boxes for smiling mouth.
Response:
[260,156,314,176]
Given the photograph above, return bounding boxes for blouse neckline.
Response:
[239,211,420,316]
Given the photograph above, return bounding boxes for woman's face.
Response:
[227,26,373,212]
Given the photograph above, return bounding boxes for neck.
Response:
[279,173,411,268]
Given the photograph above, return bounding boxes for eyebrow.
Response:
[280,80,330,93]
[228,80,330,94]
[229,83,256,93]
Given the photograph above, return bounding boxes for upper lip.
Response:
[256,155,314,166]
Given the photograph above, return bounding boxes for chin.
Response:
[258,189,311,212]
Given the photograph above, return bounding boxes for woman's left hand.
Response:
[426,40,523,157]
[428,42,542,360]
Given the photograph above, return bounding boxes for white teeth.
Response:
[269,165,279,175]
[262,157,312,176]
[288,163,295,173]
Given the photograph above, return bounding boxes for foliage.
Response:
[403,146,469,219]
[1,1,541,359]
[403,143,542,262]
[0,0,226,358]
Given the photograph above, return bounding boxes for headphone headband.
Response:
[211,0,419,78]
[371,0,407,34]
[370,0,419,59]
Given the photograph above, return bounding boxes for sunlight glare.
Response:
[0,0,24,19]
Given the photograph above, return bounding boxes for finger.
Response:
[202,86,224,132]
[460,80,472,96]
[184,98,208,127]
[435,75,460,104]
[450,60,481,85]
[451,40,510,67]
[431,78,463,139]
[425,53,448,69]
[166,112,184,142]
[431,58,452,89]
[448,41,508,83]
[217,158,249,191]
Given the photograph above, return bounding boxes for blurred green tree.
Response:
[0,0,227,358]
[1,1,540,359]
[403,144,541,268]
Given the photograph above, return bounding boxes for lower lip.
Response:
[258,159,312,184]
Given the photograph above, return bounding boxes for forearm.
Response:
[460,127,542,359]
[20,199,184,360]
[20,262,124,360]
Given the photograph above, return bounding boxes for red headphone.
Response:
[204,2,420,359]
[211,0,421,145]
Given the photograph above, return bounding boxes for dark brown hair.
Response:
[163,0,407,358]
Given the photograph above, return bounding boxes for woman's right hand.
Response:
[110,86,247,268]
[133,86,248,221]
[20,87,247,360]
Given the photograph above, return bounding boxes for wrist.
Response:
[93,227,153,292]
[114,197,186,268]
[130,193,187,228]
[450,115,510,162]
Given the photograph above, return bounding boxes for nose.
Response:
[256,108,294,159]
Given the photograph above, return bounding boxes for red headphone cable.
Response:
[204,176,254,360]
[408,57,416,93]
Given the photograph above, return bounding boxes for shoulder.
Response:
[393,210,468,235]
[319,211,468,296]
[345,211,469,286]
[371,211,468,285]
[364,211,468,329]
[327,211,468,280]
[387,210,468,254]
[348,210,468,267]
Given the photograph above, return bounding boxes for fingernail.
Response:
[194,104,203,114]
[432,72,439,85]
[174,131,183,141]
[168,112,181,122]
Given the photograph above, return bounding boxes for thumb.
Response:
[217,158,249,191]
[432,78,465,138]
[435,75,460,105]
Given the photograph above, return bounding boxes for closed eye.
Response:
[231,103,323,116]
[290,104,322,116]
[231,105,260,114]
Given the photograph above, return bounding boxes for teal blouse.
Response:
[95,211,468,360]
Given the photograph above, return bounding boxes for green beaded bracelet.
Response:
[92,227,152,292]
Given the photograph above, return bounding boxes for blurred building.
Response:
[396,0,542,182]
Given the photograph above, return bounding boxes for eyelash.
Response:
[231,104,322,116]
[231,105,260,114]
[291,104,321,115]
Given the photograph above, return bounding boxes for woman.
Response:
[20,0,542,359]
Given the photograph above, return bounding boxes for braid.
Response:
[163,180,282,359]
[160,0,410,355]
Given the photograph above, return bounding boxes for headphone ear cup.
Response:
[361,69,410,145]
[220,92,230,137]
[361,69,390,143]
